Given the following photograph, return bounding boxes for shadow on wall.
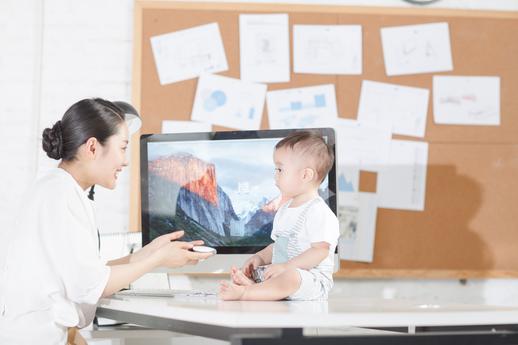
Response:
[416,164,494,271]
[346,164,496,272]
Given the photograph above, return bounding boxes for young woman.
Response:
[0,98,212,344]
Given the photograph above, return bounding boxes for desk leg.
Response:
[231,328,303,345]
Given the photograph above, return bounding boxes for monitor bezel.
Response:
[140,128,336,253]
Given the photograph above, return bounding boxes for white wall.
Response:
[1,0,518,306]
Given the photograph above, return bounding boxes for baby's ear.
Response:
[303,167,316,182]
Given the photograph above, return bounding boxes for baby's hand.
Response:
[230,266,254,286]
[263,263,288,280]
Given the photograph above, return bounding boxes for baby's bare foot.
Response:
[219,281,246,300]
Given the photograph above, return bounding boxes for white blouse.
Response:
[0,168,110,345]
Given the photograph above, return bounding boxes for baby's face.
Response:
[273,147,308,198]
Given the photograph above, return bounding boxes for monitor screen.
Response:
[140,128,336,253]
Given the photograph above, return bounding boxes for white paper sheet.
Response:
[334,118,392,172]
[358,80,429,137]
[162,120,212,134]
[381,22,453,76]
[266,84,338,129]
[337,165,360,207]
[338,192,378,263]
[293,24,362,75]
[191,74,267,130]
[433,76,500,126]
[150,23,228,85]
[239,14,290,83]
[377,140,428,211]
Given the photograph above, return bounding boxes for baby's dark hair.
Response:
[275,130,334,183]
[42,98,125,161]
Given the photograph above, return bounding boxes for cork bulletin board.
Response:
[130,1,518,278]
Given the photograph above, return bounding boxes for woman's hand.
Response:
[152,240,214,268]
[242,254,265,278]
[130,231,203,263]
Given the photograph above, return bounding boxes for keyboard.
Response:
[115,288,216,298]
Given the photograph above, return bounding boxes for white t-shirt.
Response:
[0,168,110,345]
[270,196,339,283]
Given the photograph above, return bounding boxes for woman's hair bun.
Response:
[42,121,63,160]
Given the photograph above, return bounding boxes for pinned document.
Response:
[150,23,228,85]
[433,76,500,126]
[191,74,267,130]
[381,22,453,76]
[266,84,338,129]
[377,140,428,211]
[239,14,290,83]
[337,165,360,207]
[338,192,378,263]
[293,25,362,75]
[358,80,429,137]
[334,119,391,172]
[162,120,212,134]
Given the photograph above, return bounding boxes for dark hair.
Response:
[42,98,125,161]
[275,130,334,183]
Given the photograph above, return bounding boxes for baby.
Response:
[219,130,339,301]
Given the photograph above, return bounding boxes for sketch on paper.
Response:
[357,80,429,137]
[433,76,500,126]
[191,74,267,130]
[161,120,212,134]
[381,22,453,76]
[338,205,359,240]
[150,23,228,85]
[338,192,378,263]
[334,119,391,173]
[293,25,362,75]
[377,140,428,211]
[239,14,290,83]
[266,84,338,129]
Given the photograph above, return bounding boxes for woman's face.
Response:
[95,123,129,189]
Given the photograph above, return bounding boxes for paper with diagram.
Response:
[433,76,500,126]
[191,74,267,130]
[334,118,392,172]
[293,24,362,75]
[266,84,338,129]
[162,120,212,134]
[381,22,453,76]
[377,139,428,211]
[358,80,429,137]
[239,14,290,83]
[150,23,228,85]
[338,192,378,263]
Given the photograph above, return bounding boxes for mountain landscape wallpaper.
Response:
[146,139,330,248]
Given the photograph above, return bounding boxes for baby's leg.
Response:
[230,266,254,286]
[219,268,301,301]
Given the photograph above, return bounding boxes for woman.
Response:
[0,98,213,344]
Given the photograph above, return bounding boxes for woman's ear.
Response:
[83,137,99,159]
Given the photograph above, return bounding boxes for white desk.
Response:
[97,295,518,344]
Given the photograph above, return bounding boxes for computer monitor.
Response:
[140,128,336,269]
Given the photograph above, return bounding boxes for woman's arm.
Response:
[106,231,203,266]
[102,240,212,297]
